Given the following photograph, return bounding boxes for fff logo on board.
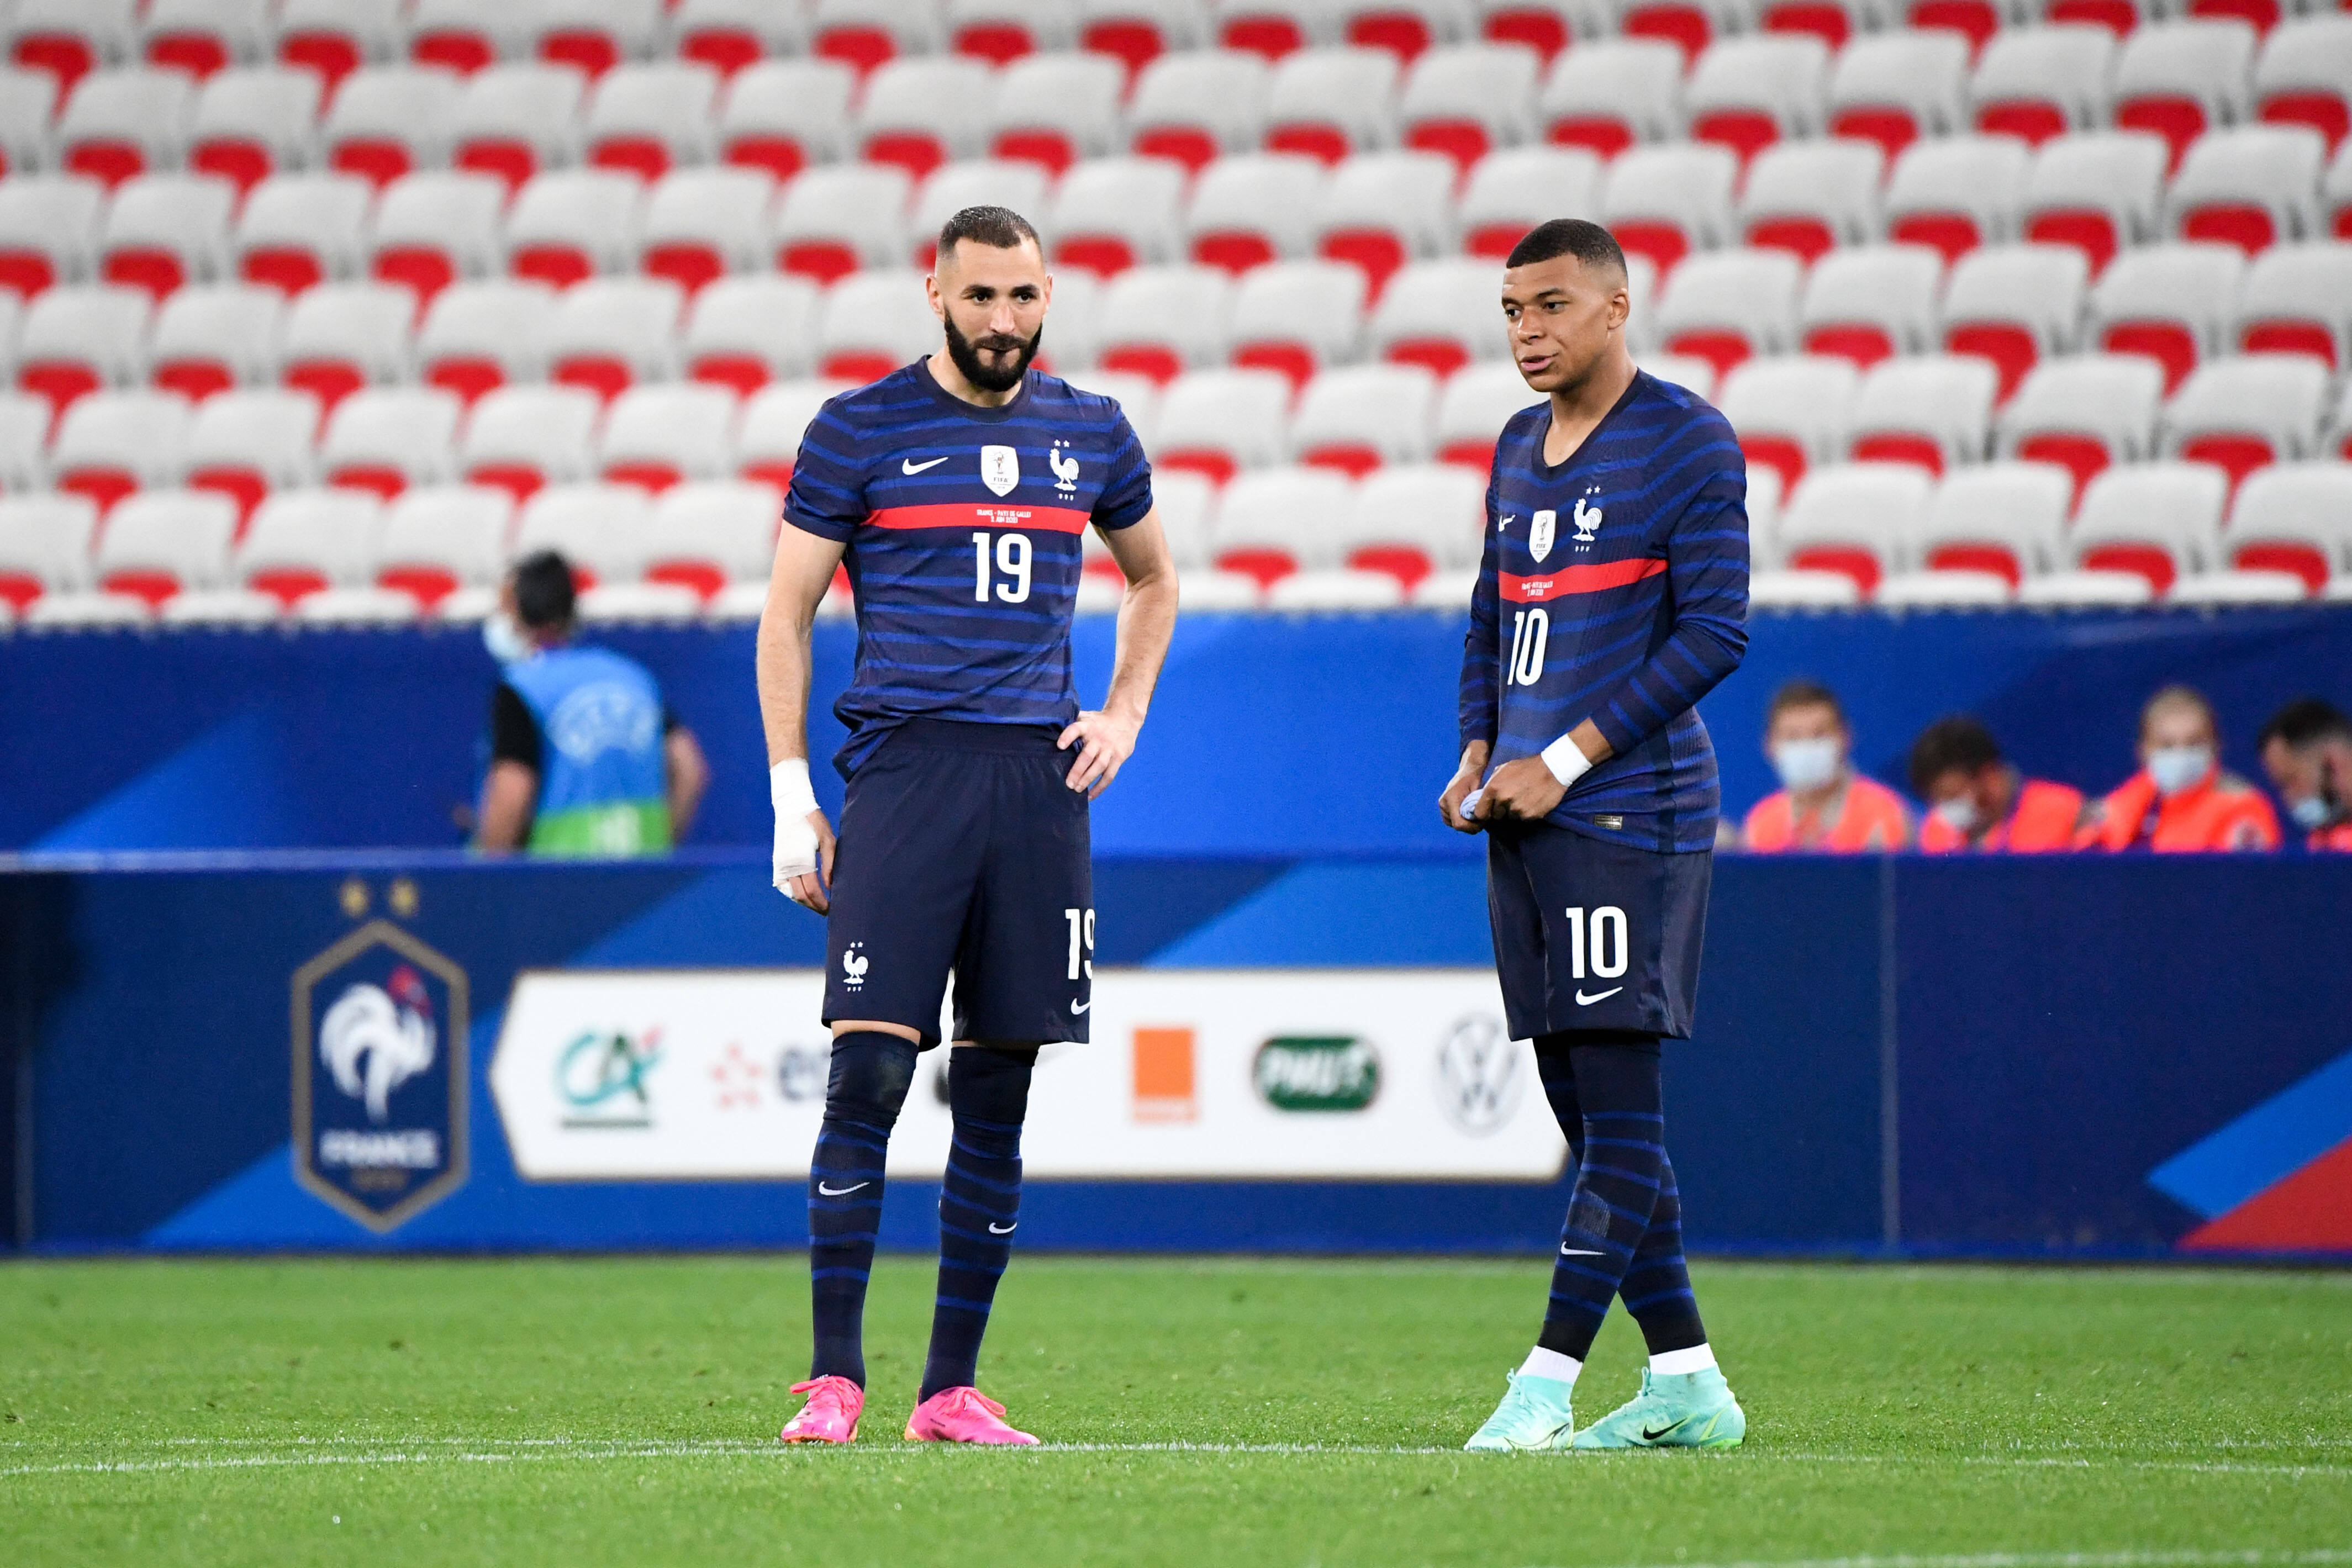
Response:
[292,920,470,1232]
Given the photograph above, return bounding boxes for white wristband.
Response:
[770,758,821,889]
[769,757,818,817]
[1539,731,1595,790]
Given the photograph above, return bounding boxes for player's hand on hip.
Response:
[1479,756,1569,823]
[1058,708,1140,799]
[775,807,836,914]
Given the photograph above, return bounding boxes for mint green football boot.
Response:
[1463,1372,1576,1453]
[1571,1368,1745,1450]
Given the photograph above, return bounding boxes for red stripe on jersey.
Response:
[1501,557,1668,601]
[866,502,1092,534]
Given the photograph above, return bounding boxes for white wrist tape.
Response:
[770,758,820,886]
[1539,732,1595,790]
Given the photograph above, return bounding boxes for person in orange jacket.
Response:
[2258,697,2352,852]
[1739,679,1912,851]
[2079,685,2281,853]
[1907,715,2087,853]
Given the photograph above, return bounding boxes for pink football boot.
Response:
[777,1375,863,1443]
[903,1386,1040,1445]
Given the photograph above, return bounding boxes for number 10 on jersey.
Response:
[973,531,1032,603]
[1506,606,1548,685]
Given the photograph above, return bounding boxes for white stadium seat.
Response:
[1846,355,2001,477]
[813,270,935,384]
[1970,25,2116,149]
[599,382,740,492]
[1457,146,1603,261]
[1683,35,1829,167]
[682,273,822,397]
[1188,153,1327,273]
[1368,257,1509,378]
[371,171,509,305]
[276,0,402,91]
[2067,461,2229,596]
[1155,367,1294,484]
[737,377,846,491]
[513,481,654,588]
[1827,30,1969,163]
[773,163,914,285]
[1916,461,2073,587]
[321,66,463,189]
[147,283,281,404]
[1095,265,1235,385]
[547,276,684,404]
[505,170,645,292]
[1740,138,1883,264]
[1538,39,1683,160]
[2162,355,2330,491]
[856,56,999,180]
[2086,241,2244,394]
[988,49,1126,175]
[1336,461,1485,588]
[1210,465,1357,585]
[2112,19,2257,172]
[98,173,235,301]
[448,63,589,197]
[1312,150,1456,297]
[1940,244,2092,402]
[715,58,857,182]
[92,487,238,606]
[58,68,196,189]
[319,386,464,499]
[1048,156,1188,276]
[1885,135,2032,265]
[2221,463,2352,593]
[1265,46,1401,165]
[644,479,780,598]
[187,66,321,198]
[50,388,190,514]
[2000,353,2167,494]
[280,282,413,411]
[417,278,560,406]
[1717,355,1860,491]
[1653,248,1803,378]
[375,483,515,609]
[461,384,602,503]
[0,492,99,610]
[639,167,777,297]
[1228,260,1367,392]
[1397,42,1541,173]
[1599,142,1738,274]
[1799,244,1942,367]
[2022,131,2171,276]
[235,174,372,297]
[1127,49,1271,173]
[235,487,382,606]
[1290,362,1438,476]
[1434,360,1538,469]
[0,175,106,297]
[2233,244,2352,370]
[583,62,720,183]
[911,159,1056,268]
[179,386,321,524]
[1774,461,1935,595]
[17,283,149,415]
[534,0,662,82]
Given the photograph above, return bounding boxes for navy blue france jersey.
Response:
[1458,371,1750,853]
[784,361,1154,778]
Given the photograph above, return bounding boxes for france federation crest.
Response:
[980,444,1020,497]
[1528,508,1557,564]
[292,920,469,1232]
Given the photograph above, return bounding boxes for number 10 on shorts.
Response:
[1564,906,1627,980]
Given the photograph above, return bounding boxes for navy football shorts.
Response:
[1485,821,1712,1041]
[823,719,1092,1046]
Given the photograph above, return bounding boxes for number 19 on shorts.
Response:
[1564,906,1627,979]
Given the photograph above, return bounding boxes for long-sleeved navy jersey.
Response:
[784,360,1154,779]
[1457,370,1750,853]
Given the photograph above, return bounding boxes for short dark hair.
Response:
[511,549,576,632]
[938,204,1041,261]
[2139,683,2213,740]
[1504,218,1627,277]
[2258,696,2352,752]
[1908,714,2002,796]
[1768,677,1845,727]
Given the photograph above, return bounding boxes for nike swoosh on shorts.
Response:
[1575,987,1623,1005]
[1070,999,1090,1013]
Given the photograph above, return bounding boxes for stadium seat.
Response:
[947,0,1080,67]
[2023,133,2171,276]
[1599,142,1738,274]
[1368,257,1509,377]
[513,481,653,588]
[1431,359,1533,469]
[583,62,720,182]
[911,160,1056,270]
[1971,26,2115,148]
[1828,31,1969,163]
[1458,146,1602,260]
[1998,353,2167,492]
[1615,0,1741,66]
[2222,462,2352,592]
[1846,354,2000,475]
[2327,374,2352,458]
[2161,353,2329,489]
[2114,20,2258,171]
[234,176,370,297]
[546,277,683,403]
[1078,0,1207,78]
[1762,0,1871,51]
[640,168,776,297]
[814,269,935,383]
[988,50,1124,177]
[0,388,45,490]
[506,171,644,291]
[408,0,529,76]
[417,279,558,406]
[1290,362,1438,476]
[59,68,195,189]
[811,0,943,77]
[717,59,856,183]
[143,0,269,80]
[178,386,320,525]
[1217,0,1335,61]
[460,384,601,503]
[51,388,189,513]
[857,56,998,181]
[1347,0,1475,62]
[1332,461,1483,589]
[1062,367,1162,450]
[1941,243,2091,401]
[2254,16,2352,155]
[2234,242,2352,367]
[6,0,135,100]
[1642,351,1720,400]
[1916,460,2073,587]
[1266,47,1402,165]
[1227,260,1367,391]
[1775,462,1933,595]
[320,386,462,500]
[1398,43,1541,173]
[0,175,106,299]
[737,377,847,489]
[1094,265,1233,385]
[1884,135,2032,266]
[641,478,778,598]
[1049,156,1187,276]
[1155,367,1293,483]
[1740,139,1883,263]
[0,492,97,610]
[671,0,808,79]
[1211,464,1356,585]
[98,173,234,302]
[371,172,508,307]
[149,283,280,402]
[373,483,513,609]
[186,67,320,198]
[2088,241,2244,392]
[1743,461,1786,559]
[683,273,821,397]
[773,163,914,286]
[451,64,589,196]
[1536,39,1681,159]
[1128,49,1272,173]
[322,67,463,189]
[2167,126,2328,254]
[91,487,237,606]
[1313,151,1455,298]
[1472,0,1596,62]
[534,0,661,81]
[1684,35,1829,166]
[1717,355,1860,491]
[599,383,738,492]
[234,487,381,606]
[2067,461,2227,594]
[1799,244,1942,367]
[0,68,57,177]
[276,0,399,94]
[1653,248,1802,378]
[1262,566,1410,609]
[2328,140,2352,238]
[279,282,412,413]
[17,284,148,416]
[1188,154,1328,273]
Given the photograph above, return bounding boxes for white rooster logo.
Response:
[1049,442,1080,494]
[842,942,868,989]
[1571,492,1604,543]
[319,966,437,1124]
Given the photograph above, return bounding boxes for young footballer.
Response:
[1440,219,1752,1451]
[756,206,1178,1446]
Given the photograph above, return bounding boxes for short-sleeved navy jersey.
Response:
[1458,371,1750,853]
[784,360,1153,778]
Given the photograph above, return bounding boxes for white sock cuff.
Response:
[1650,1344,1717,1376]
[1517,1346,1581,1383]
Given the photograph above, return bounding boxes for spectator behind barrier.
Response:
[2258,698,2352,853]
[1739,679,1910,852]
[2078,686,2279,854]
[475,550,709,857]
[1907,715,2085,853]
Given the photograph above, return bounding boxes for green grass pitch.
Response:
[4,1255,2348,1567]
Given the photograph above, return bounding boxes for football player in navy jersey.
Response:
[755,207,1178,1446]
[1441,219,1753,1453]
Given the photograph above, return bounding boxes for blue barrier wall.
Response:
[7,853,2347,1259]
[5,608,2350,854]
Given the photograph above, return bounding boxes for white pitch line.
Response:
[1570,1553,2352,1568]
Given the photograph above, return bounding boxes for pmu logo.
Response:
[292,921,469,1232]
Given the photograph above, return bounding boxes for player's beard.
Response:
[943,313,1043,394]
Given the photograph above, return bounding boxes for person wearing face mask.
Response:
[475,549,708,856]
[2256,697,2352,852]
[2078,685,2279,853]
[1907,715,2086,853]
[1740,679,1910,851]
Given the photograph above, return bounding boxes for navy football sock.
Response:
[1620,1150,1708,1355]
[808,1031,917,1387]
[1532,1033,1670,1363]
[919,1044,1034,1401]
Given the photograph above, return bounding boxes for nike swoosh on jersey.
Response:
[816,1181,871,1196]
[1575,987,1623,1005]
[900,456,950,474]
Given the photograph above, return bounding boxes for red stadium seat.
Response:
[276,0,397,93]
[2116,21,2259,172]
[1539,40,1682,160]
